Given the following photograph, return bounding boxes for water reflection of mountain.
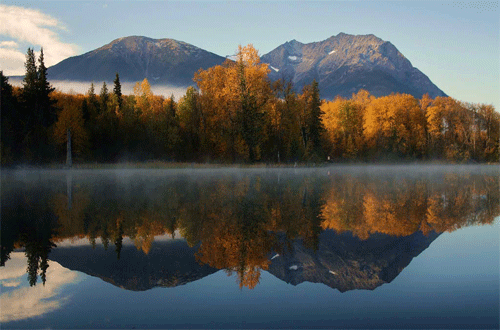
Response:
[268,230,440,292]
[46,230,439,293]
[48,240,218,291]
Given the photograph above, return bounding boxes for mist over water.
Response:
[8,78,189,99]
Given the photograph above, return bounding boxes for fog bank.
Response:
[8,78,189,99]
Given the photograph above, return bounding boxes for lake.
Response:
[1,165,499,329]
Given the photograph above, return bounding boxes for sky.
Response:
[0,0,498,109]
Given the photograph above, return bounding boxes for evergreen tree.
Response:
[301,79,324,160]
[22,48,38,102]
[87,82,99,118]
[167,94,176,118]
[100,82,109,112]
[113,73,122,109]
[1,72,19,164]
[21,48,38,135]
[19,48,57,162]
[37,48,56,127]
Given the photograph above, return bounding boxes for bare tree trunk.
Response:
[66,128,72,167]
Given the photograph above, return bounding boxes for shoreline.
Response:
[2,160,499,171]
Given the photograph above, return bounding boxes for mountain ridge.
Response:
[46,35,227,86]
[37,33,448,99]
[260,33,447,99]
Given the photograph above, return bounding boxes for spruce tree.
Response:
[100,81,109,112]
[1,72,19,164]
[37,48,56,127]
[307,79,324,156]
[21,48,38,128]
[301,79,324,161]
[113,73,122,109]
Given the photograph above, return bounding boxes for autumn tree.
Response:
[321,95,365,160]
[194,44,272,162]
[52,92,89,159]
[476,104,500,162]
[426,97,475,161]
[264,78,302,162]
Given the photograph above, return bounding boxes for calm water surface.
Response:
[1,165,499,329]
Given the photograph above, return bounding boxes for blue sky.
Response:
[0,1,498,109]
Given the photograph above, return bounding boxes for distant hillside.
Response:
[46,36,227,86]
[260,33,447,99]
[35,33,447,99]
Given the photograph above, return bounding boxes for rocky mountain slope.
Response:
[267,229,440,292]
[260,33,447,99]
[47,36,227,86]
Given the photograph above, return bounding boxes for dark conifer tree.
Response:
[308,80,324,155]
[100,82,109,112]
[21,48,38,137]
[20,47,57,162]
[37,48,56,128]
[167,94,176,118]
[1,72,19,164]
[302,79,324,160]
[113,73,122,109]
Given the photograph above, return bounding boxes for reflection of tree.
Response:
[4,170,499,288]
[183,175,327,289]
[321,173,499,239]
[1,185,58,286]
[25,229,57,286]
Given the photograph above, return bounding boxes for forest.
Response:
[1,45,499,165]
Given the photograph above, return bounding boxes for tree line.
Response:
[1,45,499,165]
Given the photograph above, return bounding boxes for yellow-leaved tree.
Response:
[52,91,88,159]
[194,44,272,162]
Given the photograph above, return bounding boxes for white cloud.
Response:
[0,252,80,322]
[0,40,19,48]
[1,280,22,287]
[0,4,78,75]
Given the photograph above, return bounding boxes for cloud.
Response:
[0,252,80,322]
[0,4,78,75]
[1,280,22,288]
[0,40,19,48]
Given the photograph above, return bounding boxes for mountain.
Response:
[47,36,227,86]
[267,229,440,292]
[47,229,439,293]
[45,34,446,98]
[48,239,218,291]
[260,33,447,99]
